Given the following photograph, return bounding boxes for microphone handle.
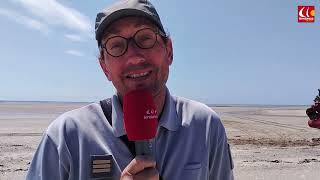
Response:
[134,140,153,156]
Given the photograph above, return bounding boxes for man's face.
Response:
[99,17,173,99]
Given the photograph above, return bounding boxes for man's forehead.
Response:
[102,17,156,38]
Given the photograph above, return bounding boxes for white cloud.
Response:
[65,50,84,57]
[64,34,85,42]
[14,0,92,32]
[0,8,50,34]
[11,0,93,39]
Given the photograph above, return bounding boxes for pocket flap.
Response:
[184,163,202,170]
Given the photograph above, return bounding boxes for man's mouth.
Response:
[126,71,152,79]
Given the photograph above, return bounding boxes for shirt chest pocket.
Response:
[180,163,203,180]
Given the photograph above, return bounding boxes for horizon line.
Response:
[0,100,309,107]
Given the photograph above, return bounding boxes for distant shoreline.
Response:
[208,104,309,108]
[0,100,309,107]
[0,100,92,104]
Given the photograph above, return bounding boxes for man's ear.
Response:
[165,38,173,65]
[99,53,112,81]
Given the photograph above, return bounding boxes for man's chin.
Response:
[126,85,162,96]
[127,83,154,91]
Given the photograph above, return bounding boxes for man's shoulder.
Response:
[173,95,221,124]
[61,102,102,119]
[172,96,226,141]
[174,96,218,116]
[45,102,105,139]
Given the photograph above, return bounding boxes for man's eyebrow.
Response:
[102,28,120,39]
[134,20,154,28]
[107,28,120,34]
[102,20,155,40]
[134,21,147,28]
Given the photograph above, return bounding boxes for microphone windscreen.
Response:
[123,89,158,141]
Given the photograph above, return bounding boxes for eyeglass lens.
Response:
[104,28,157,57]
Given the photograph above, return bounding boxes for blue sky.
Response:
[0,0,319,105]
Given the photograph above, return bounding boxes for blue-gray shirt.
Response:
[26,89,234,180]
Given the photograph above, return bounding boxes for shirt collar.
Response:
[157,88,180,131]
[111,88,180,138]
[111,93,126,137]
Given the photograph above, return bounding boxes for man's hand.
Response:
[120,155,159,180]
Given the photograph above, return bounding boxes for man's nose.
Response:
[125,41,146,65]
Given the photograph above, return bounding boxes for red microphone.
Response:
[123,89,158,155]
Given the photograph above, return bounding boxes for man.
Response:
[26,0,234,179]
[307,89,320,129]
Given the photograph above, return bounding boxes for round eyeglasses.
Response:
[101,28,166,57]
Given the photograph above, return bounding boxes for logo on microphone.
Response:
[298,6,315,23]
[144,109,158,120]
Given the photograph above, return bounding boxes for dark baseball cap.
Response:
[95,0,165,46]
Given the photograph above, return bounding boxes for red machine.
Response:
[306,89,320,128]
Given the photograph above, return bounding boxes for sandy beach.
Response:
[217,106,320,180]
[0,102,319,180]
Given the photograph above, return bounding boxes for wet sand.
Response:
[0,102,319,180]
[217,106,320,180]
[0,102,87,180]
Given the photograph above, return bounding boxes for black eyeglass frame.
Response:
[100,28,167,57]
